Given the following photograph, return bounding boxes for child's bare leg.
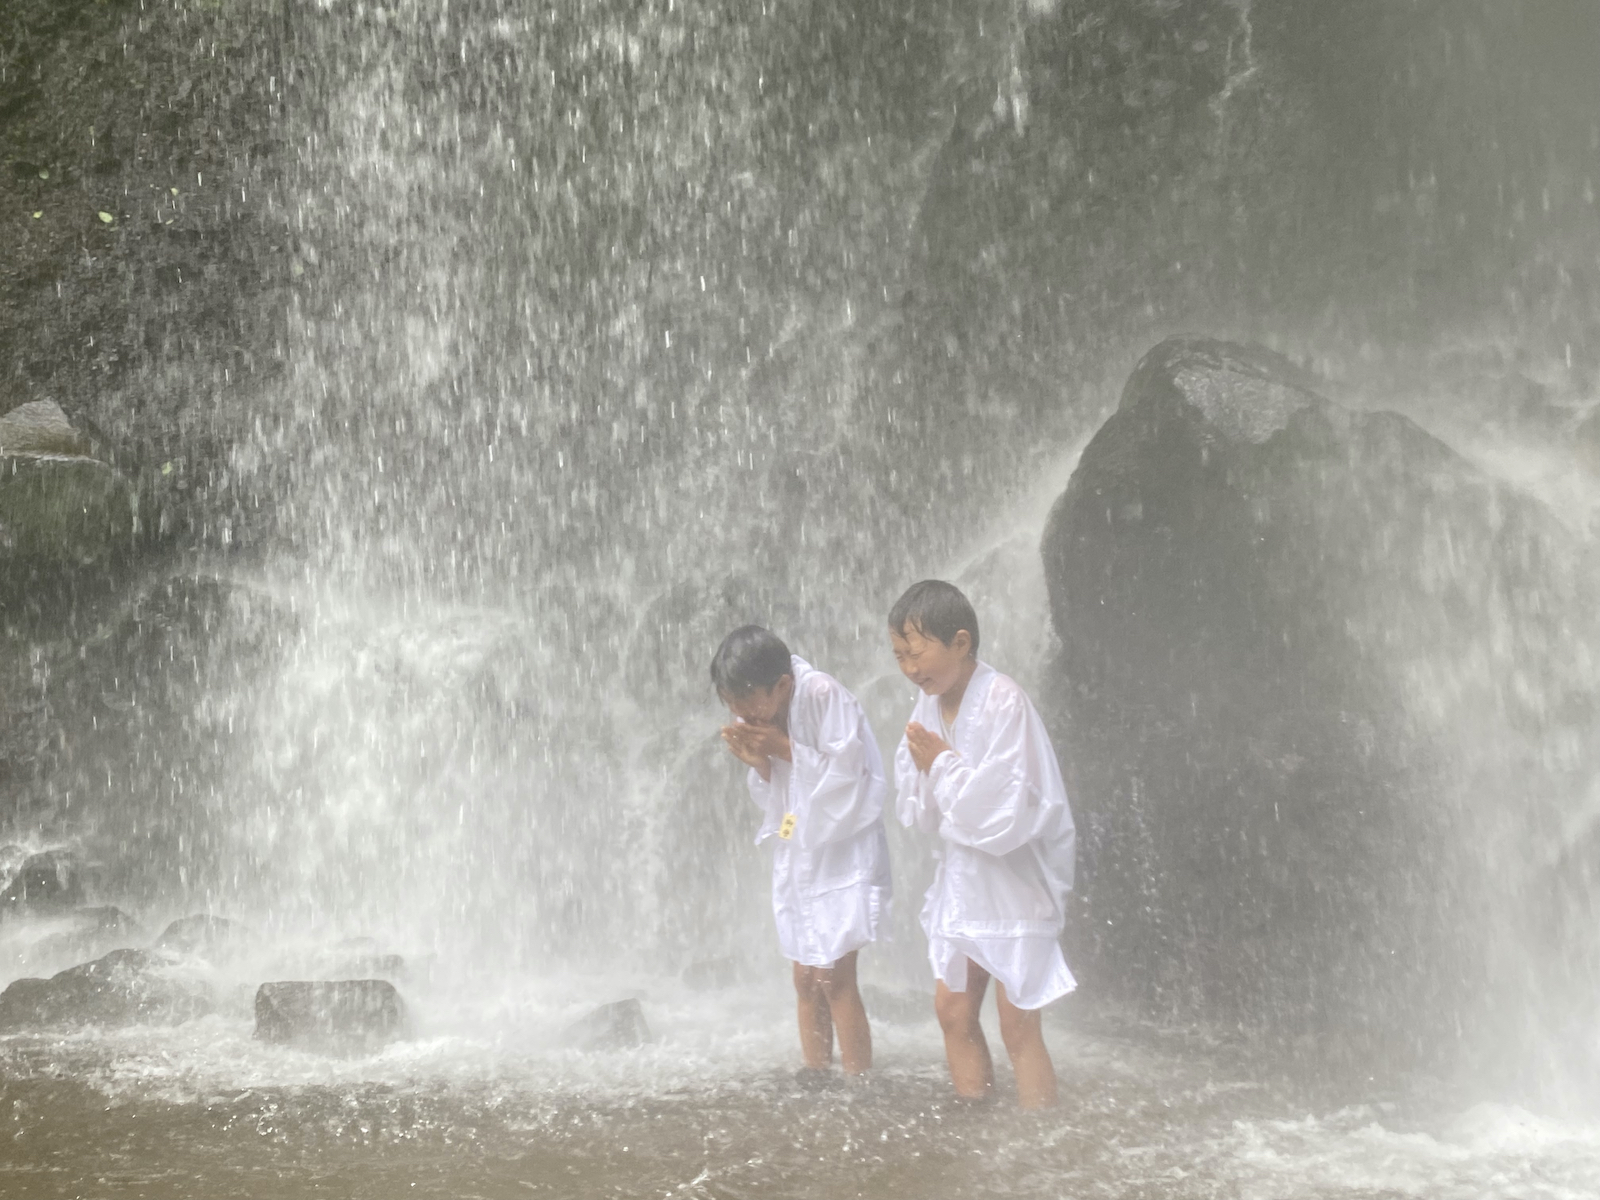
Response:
[817,951,871,1074]
[793,962,834,1069]
[996,983,1058,1109]
[934,959,993,1099]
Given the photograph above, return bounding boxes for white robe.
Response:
[747,656,892,967]
[895,661,1077,1010]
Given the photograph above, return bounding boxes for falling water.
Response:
[4,0,1600,1195]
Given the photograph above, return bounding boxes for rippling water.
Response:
[6,967,1600,1199]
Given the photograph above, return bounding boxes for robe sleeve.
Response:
[895,731,941,834]
[788,680,884,850]
[746,766,772,810]
[747,762,786,844]
[925,691,1043,856]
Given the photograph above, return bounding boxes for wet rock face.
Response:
[0,850,84,916]
[22,906,145,969]
[254,981,405,1050]
[0,0,285,480]
[2,574,289,896]
[1043,337,1600,1064]
[0,948,211,1030]
[563,998,651,1051]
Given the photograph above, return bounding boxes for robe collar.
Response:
[939,660,995,752]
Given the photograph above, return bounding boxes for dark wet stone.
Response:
[563,998,651,1051]
[254,980,405,1050]
[152,913,244,958]
[0,948,211,1030]
[0,850,83,916]
[1043,336,1600,1065]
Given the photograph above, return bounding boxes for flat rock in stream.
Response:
[563,998,651,1051]
[254,980,406,1050]
[0,948,211,1030]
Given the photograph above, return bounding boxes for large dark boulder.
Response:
[0,948,211,1030]
[1043,337,1600,1066]
[254,981,405,1051]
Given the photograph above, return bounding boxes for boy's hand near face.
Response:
[721,720,792,783]
[905,722,952,774]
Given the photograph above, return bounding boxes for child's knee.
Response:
[792,964,820,994]
[934,989,980,1035]
[817,971,854,1005]
[997,1007,1041,1054]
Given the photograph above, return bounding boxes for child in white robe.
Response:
[889,580,1076,1108]
[712,625,892,1074]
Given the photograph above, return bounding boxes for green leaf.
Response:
[31,211,42,219]
[38,169,48,180]
[97,211,114,224]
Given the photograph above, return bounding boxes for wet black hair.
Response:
[709,625,793,697]
[888,580,980,655]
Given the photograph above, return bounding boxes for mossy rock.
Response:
[0,401,134,569]
[0,454,135,567]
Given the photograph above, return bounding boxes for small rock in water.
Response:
[254,980,406,1050]
[563,998,651,1051]
[0,949,212,1030]
[153,913,243,958]
[0,850,83,916]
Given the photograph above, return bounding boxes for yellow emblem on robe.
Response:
[778,813,797,840]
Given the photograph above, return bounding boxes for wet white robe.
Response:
[895,662,1077,1010]
[747,657,893,967]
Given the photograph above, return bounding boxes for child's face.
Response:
[890,624,973,696]
[722,674,794,726]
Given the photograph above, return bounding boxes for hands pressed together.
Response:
[904,722,952,774]
[721,717,949,781]
[720,720,792,782]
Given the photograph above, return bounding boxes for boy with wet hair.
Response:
[888,580,1076,1108]
[711,624,892,1075]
